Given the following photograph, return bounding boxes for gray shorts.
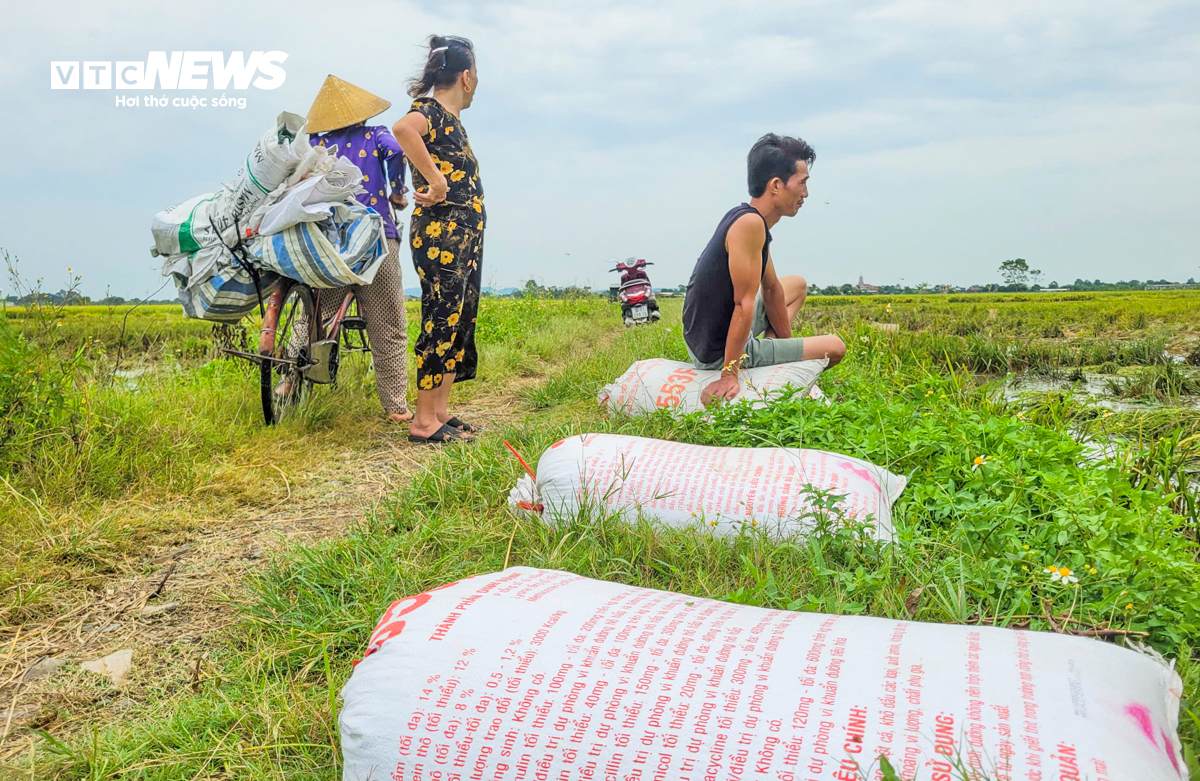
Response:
[687,292,806,370]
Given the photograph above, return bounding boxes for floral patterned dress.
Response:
[407,97,485,390]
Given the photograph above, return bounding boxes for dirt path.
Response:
[0,384,537,761]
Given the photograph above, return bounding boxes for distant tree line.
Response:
[4,291,178,306]
[498,280,602,300]
[808,258,1195,296]
[808,279,1191,296]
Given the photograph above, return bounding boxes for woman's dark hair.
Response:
[747,134,815,197]
[407,35,475,98]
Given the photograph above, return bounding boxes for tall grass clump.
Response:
[0,304,92,479]
[0,260,257,506]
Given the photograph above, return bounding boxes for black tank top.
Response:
[682,204,771,364]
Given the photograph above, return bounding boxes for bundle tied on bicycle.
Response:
[152,111,388,323]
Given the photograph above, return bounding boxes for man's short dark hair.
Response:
[747,134,815,197]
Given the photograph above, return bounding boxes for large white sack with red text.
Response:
[508,434,905,540]
[340,568,1188,781]
[598,358,826,415]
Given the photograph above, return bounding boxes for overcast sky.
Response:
[2,0,1197,298]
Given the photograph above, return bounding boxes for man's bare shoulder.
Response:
[726,212,766,250]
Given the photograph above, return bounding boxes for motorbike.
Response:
[609,257,661,327]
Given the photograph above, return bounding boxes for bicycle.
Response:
[221,281,371,425]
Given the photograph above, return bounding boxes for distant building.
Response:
[854,275,880,293]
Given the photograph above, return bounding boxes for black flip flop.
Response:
[408,423,471,445]
[447,416,479,434]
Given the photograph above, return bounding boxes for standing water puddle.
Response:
[112,367,149,389]
[996,369,1200,413]
[988,371,1200,486]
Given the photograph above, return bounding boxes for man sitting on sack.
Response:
[682,133,846,406]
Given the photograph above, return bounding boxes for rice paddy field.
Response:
[2,289,1199,778]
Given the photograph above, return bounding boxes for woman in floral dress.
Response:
[393,35,484,444]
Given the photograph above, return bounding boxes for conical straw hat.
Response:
[306,75,391,134]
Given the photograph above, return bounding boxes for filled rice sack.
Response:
[507,434,905,540]
[598,358,826,415]
[341,568,1188,781]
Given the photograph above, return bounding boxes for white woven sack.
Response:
[507,433,906,540]
[249,144,368,235]
[598,358,826,415]
[341,568,1189,781]
[151,193,228,258]
[222,111,309,224]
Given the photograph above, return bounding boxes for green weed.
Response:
[1108,363,1200,401]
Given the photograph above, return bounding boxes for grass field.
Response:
[2,290,1199,778]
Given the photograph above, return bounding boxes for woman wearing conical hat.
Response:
[302,75,414,423]
[392,36,485,444]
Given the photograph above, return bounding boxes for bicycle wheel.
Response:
[260,285,315,425]
[340,293,371,355]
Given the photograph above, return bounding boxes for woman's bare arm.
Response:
[392,112,448,206]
